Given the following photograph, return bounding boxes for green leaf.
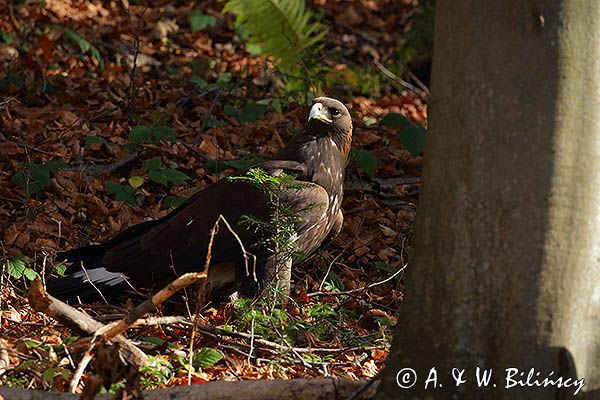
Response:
[399,124,427,156]
[23,268,39,281]
[148,170,168,186]
[148,168,189,187]
[223,0,325,74]
[84,136,109,148]
[0,32,14,44]
[193,348,223,369]
[129,125,153,145]
[190,76,208,88]
[379,113,412,128]
[128,176,145,188]
[153,126,177,142]
[246,43,262,55]
[43,159,67,174]
[216,72,232,88]
[353,149,381,178]
[161,169,189,186]
[379,113,427,155]
[163,196,187,208]
[54,263,68,277]
[223,105,239,117]
[42,367,57,384]
[10,160,66,197]
[142,337,165,346]
[3,255,29,279]
[144,157,163,172]
[62,28,104,69]
[105,181,122,195]
[238,103,268,122]
[114,186,137,206]
[106,181,138,206]
[189,10,217,32]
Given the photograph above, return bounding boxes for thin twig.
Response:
[124,5,149,111]
[373,59,422,94]
[80,264,109,305]
[188,214,255,384]
[308,263,407,298]
[194,89,222,145]
[69,342,95,393]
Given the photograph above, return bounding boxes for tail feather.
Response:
[46,267,128,304]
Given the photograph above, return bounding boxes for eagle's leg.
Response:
[238,249,293,305]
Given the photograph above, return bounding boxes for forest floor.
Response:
[0,0,428,393]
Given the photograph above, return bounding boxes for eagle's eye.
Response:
[330,108,341,118]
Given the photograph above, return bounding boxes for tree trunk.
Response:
[376,1,600,399]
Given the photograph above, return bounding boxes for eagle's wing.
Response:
[49,160,330,302]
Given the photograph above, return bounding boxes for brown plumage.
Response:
[48,97,353,303]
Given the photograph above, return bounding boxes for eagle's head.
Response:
[307,97,353,160]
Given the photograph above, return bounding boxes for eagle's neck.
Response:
[298,136,346,198]
[275,121,351,216]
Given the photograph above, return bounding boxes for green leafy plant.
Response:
[127,125,178,148]
[205,154,266,173]
[192,348,223,369]
[2,255,38,281]
[105,181,137,206]
[143,157,189,187]
[223,0,326,94]
[11,159,66,197]
[323,271,345,293]
[224,101,268,122]
[352,149,381,178]
[0,31,14,44]
[84,136,109,148]
[224,0,324,72]
[62,28,104,69]
[188,10,217,32]
[140,355,174,389]
[229,168,317,268]
[53,263,68,277]
[162,195,187,209]
[379,113,427,156]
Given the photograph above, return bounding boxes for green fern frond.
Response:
[223,0,325,74]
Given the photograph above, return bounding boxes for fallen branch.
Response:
[26,279,147,397]
[0,378,379,400]
[98,272,206,342]
[86,152,140,178]
[26,271,208,398]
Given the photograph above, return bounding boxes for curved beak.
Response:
[308,102,332,123]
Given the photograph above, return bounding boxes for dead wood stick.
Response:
[86,152,139,178]
[0,378,379,400]
[25,279,147,366]
[98,272,206,342]
[68,344,94,393]
[192,324,387,355]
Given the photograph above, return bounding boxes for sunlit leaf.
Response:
[193,348,223,369]
[128,176,145,188]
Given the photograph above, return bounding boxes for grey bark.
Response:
[376,1,600,399]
